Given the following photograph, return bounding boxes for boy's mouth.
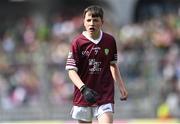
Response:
[89,27,95,32]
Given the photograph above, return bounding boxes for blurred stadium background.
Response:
[0,0,179,123]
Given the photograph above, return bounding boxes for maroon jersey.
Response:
[66,31,117,106]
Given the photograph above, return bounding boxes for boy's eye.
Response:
[93,19,98,22]
[86,19,99,22]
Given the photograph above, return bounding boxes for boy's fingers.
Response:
[120,92,128,101]
[120,97,127,101]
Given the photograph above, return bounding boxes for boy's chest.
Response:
[79,43,111,59]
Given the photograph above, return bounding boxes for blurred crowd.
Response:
[0,14,82,109]
[0,8,179,119]
[119,13,180,118]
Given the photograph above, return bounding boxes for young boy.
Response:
[65,5,128,123]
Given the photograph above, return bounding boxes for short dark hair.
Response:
[83,5,104,20]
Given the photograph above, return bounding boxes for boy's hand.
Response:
[120,97,127,101]
[80,85,99,103]
[120,87,128,101]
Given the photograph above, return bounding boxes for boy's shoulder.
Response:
[103,32,114,38]
[72,34,85,42]
[75,33,84,39]
[102,32,115,41]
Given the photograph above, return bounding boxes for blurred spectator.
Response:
[50,71,73,105]
[2,31,15,53]
[0,66,40,110]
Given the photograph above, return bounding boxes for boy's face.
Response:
[83,11,103,38]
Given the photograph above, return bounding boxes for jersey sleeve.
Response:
[110,38,118,64]
[65,40,79,71]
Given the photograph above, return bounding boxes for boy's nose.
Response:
[90,20,94,25]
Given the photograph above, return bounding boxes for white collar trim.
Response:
[82,30,103,44]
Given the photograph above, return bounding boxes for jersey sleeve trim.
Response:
[65,65,78,72]
[110,60,117,64]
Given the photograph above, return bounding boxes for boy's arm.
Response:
[68,69,99,103]
[110,63,128,100]
[68,69,85,89]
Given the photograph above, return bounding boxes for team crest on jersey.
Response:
[104,48,109,55]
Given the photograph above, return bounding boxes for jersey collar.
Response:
[82,30,103,44]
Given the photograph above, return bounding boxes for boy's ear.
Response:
[102,19,104,24]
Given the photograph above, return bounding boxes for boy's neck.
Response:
[87,30,101,40]
[82,30,102,44]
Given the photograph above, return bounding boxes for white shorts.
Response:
[71,103,114,122]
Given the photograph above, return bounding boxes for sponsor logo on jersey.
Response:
[82,50,90,56]
[89,59,102,74]
[92,47,101,55]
